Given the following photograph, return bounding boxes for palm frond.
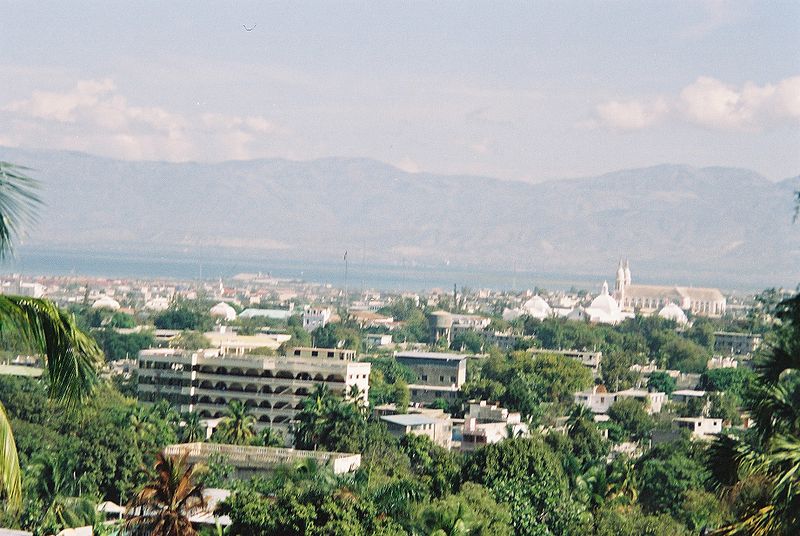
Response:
[0,402,22,509]
[0,162,41,259]
[0,296,102,407]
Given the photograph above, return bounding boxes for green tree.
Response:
[214,400,256,445]
[125,452,207,536]
[181,412,205,443]
[153,300,213,331]
[0,162,103,510]
[699,367,754,397]
[463,436,588,535]
[636,440,707,517]
[705,292,800,535]
[414,482,513,536]
[451,331,483,353]
[169,330,211,351]
[646,371,676,395]
[607,398,654,441]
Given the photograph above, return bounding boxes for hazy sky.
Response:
[1,1,799,182]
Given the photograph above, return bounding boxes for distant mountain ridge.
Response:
[0,146,798,287]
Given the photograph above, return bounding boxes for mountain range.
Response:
[0,146,797,288]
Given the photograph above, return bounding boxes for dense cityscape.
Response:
[0,256,797,534]
[2,2,799,535]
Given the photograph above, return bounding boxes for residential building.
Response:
[714,332,762,355]
[707,356,738,369]
[375,405,453,449]
[164,442,361,476]
[290,347,357,360]
[429,311,491,345]
[574,386,665,414]
[302,306,332,331]
[461,401,528,451]
[137,348,370,433]
[671,389,707,403]
[672,417,722,438]
[365,333,393,347]
[395,351,467,404]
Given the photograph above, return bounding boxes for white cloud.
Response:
[1,79,278,161]
[595,98,669,130]
[680,76,800,130]
[591,75,800,132]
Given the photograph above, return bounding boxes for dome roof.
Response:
[210,302,236,321]
[522,296,552,319]
[92,295,120,310]
[588,283,620,317]
[658,303,688,325]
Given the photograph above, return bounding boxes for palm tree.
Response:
[214,400,255,445]
[23,452,100,533]
[125,451,207,536]
[566,404,594,435]
[606,455,638,506]
[347,383,365,407]
[706,293,800,535]
[181,412,205,443]
[257,426,283,447]
[0,162,102,510]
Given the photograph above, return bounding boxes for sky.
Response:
[1,1,799,182]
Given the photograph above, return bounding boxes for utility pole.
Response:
[343,250,349,311]
[453,283,458,313]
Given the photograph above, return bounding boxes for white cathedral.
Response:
[613,259,726,318]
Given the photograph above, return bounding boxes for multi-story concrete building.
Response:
[714,332,762,356]
[395,351,467,404]
[461,401,528,451]
[429,311,491,345]
[574,386,666,414]
[290,347,357,361]
[672,417,722,438]
[137,348,370,433]
[375,404,453,449]
[302,306,332,331]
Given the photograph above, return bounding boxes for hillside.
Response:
[1,146,798,286]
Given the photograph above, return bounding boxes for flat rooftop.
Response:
[381,414,442,427]
[395,351,468,361]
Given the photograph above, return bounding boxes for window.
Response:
[439,376,445,382]
[312,351,319,357]
[450,376,456,382]
[422,374,428,381]
[327,351,334,357]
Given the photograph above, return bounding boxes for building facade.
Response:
[714,332,762,355]
[302,306,332,331]
[395,351,468,404]
[574,386,666,414]
[613,260,726,317]
[137,348,370,432]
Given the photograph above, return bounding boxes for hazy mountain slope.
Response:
[1,146,797,285]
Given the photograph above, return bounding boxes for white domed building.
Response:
[657,302,689,325]
[502,295,553,321]
[210,302,237,322]
[583,282,628,325]
[521,296,552,320]
[92,295,121,311]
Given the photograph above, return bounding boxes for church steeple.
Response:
[624,259,631,286]
[615,259,625,293]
